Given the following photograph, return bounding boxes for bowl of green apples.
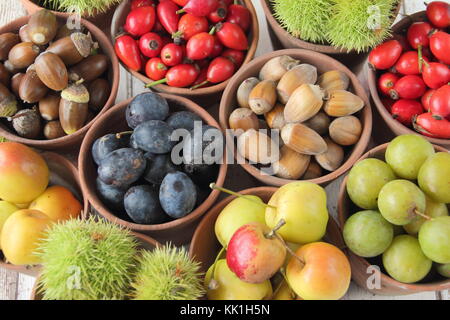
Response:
[190,185,352,300]
[338,134,450,295]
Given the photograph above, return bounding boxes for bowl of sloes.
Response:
[79,92,227,245]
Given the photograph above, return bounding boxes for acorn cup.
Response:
[0,32,20,61]
[47,32,97,66]
[7,42,40,69]
[55,24,86,41]
[19,66,49,103]
[27,9,58,46]
[69,54,108,82]
[59,81,89,135]
[10,108,41,139]
[0,82,17,117]
[35,52,68,91]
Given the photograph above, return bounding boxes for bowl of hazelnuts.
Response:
[0,10,119,150]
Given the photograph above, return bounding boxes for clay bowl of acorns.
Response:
[0,10,119,150]
[219,49,372,187]
[111,0,258,102]
[367,8,450,147]
[338,135,450,295]
[260,0,401,56]
[0,142,84,277]
[79,92,227,245]
[189,185,351,300]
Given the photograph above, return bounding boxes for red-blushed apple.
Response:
[226,222,286,284]
[286,242,351,300]
[1,209,52,265]
[0,142,49,203]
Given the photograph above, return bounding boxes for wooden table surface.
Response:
[0,0,448,300]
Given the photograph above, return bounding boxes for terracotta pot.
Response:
[219,49,372,187]
[261,0,401,55]
[337,143,450,295]
[30,231,160,300]
[0,152,84,277]
[0,14,119,151]
[79,93,228,245]
[189,187,345,275]
[368,11,450,148]
[110,0,259,102]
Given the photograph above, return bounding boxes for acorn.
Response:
[88,78,110,112]
[69,54,108,82]
[10,73,25,96]
[281,123,327,155]
[59,81,89,135]
[27,9,58,45]
[273,145,311,180]
[302,160,323,180]
[237,77,260,109]
[43,121,66,139]
[19,66,49,103]
[264,103,285,130]
[0,33,20,61]
[304,112,330,136]
[39,93,60,121]
[248,80,277,115]
[228,107,259,133]
[0,83,17,117]
[19,25,32,42]
[0,62,11,87]
[35,52,69,91]
[237,129,279,165]
[314,138,344,172]
[329,116,362,146]
[259,55,300,82]
[11,108,41,139]
[55,24,85,40]
[47,32,96,66]
[317,70,350,95]
[324,90,365,117]
[277,64,317,104]
[3,60,20,74]
[284,84,324,123]
[8,42,40,69]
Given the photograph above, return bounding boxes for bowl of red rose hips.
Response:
[367,1,450,147]
[111,0,259,101]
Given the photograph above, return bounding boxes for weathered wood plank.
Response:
[16,274,35,300]
[0,268,18,300]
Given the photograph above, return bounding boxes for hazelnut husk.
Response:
[47,32,97,66]
[27,9,58,45]
[19,66,49,103]
[35,52,68,91]
[0,33,20,61]
[11,108,41,139]
[39,93,60,121]
[59,81,89,135]
[0,82,17,117]
[10,73,25,97]
[88,78,110,112]
[8,42,40,69]
[70,54,108,82]
[0,62,11,87]
[19,25,32,42]
[44,121,66,139]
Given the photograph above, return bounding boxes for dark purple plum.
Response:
[166,111,202,131]
[96,178,126,212]
[159,171,197,219]
[126,92,169,129]
[92,133,130,165]
[144,153,177,184]
[131,120,174,154]
[98,148,146,188]
[124,185,169,224]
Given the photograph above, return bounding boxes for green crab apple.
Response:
[418,152,450,203]
[418,216,450,264]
